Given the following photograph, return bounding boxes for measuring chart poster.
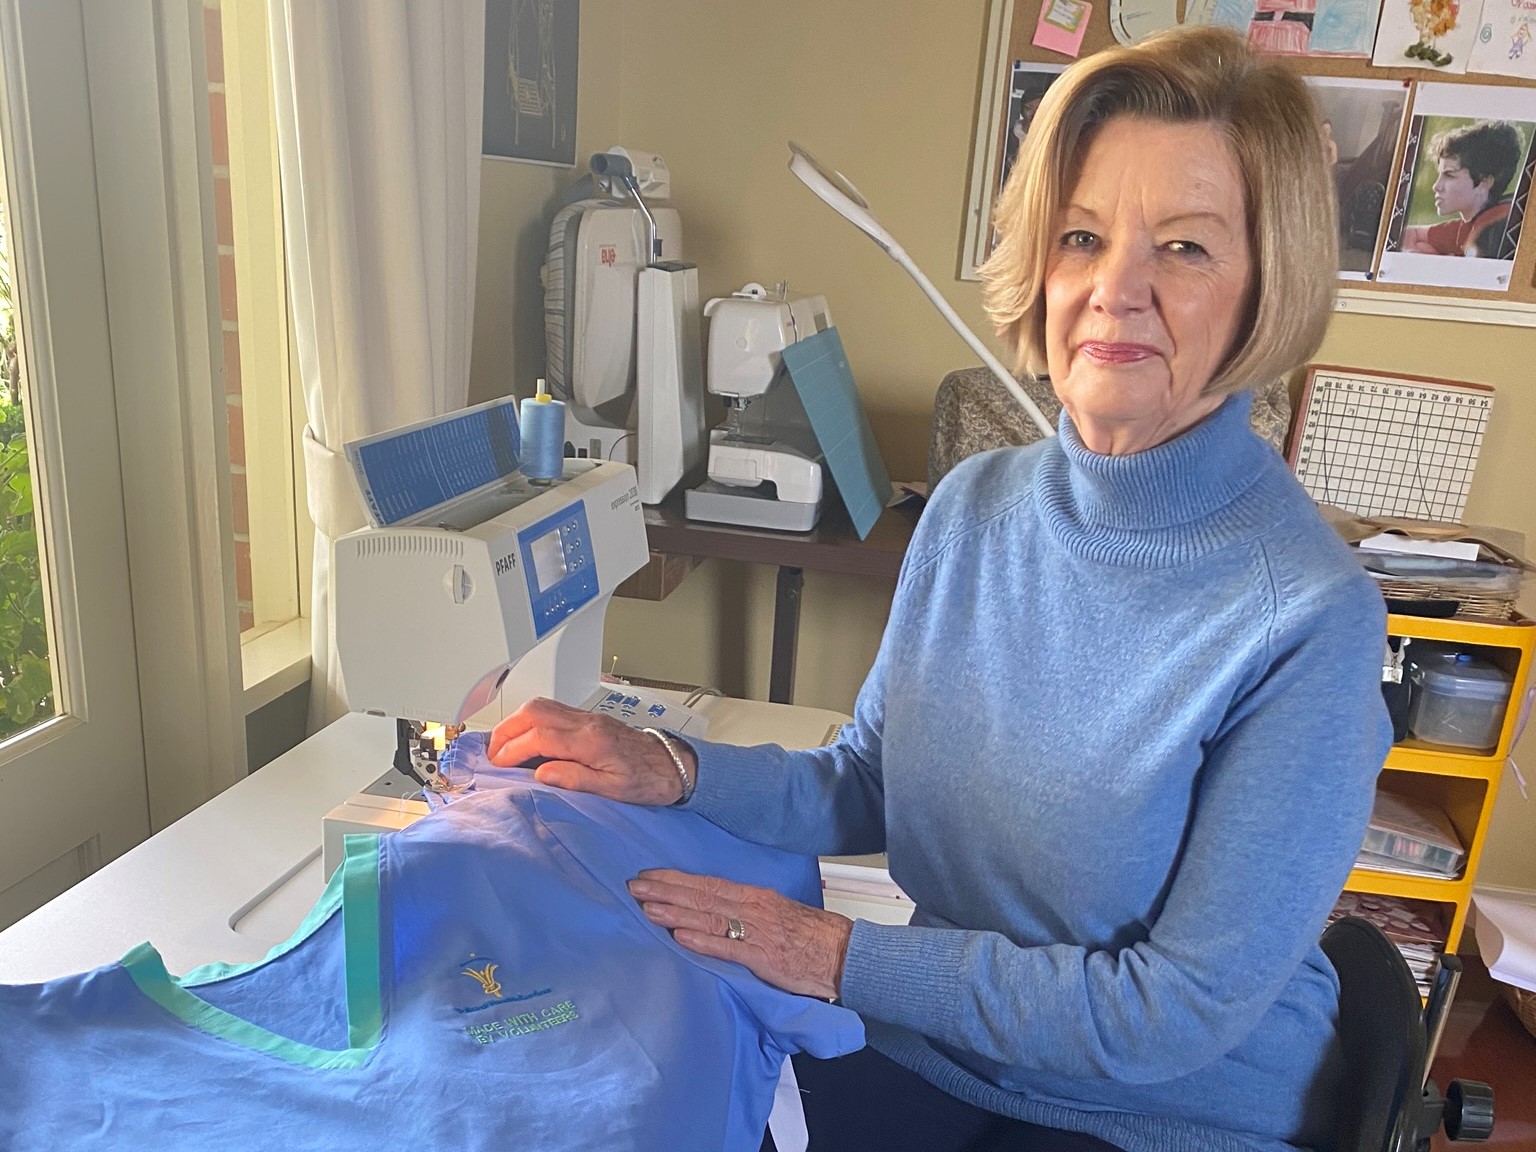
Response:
[1379,82,1536,291]
[1288,366,1493,523]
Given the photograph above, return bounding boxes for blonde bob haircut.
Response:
[981,26,1337,396]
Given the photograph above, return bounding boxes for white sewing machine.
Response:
[322,447,715,876]
[684,282,833,532]
[0,408,910,991]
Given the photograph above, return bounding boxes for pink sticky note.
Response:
[1033,0,1092,57]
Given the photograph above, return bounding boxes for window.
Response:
[209,0,312,695]
[0,155,54,742]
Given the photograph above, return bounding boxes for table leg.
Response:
[769,566,804,704]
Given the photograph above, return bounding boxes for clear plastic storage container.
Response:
[1407,654,1513,751]
[1358,791,1465,878]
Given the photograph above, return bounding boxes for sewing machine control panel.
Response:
[517,501,600,638]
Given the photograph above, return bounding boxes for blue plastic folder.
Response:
[780,327,890,540]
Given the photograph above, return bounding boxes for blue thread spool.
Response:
[519,380,566,484]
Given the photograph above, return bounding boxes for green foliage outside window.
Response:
[0,217,52,738]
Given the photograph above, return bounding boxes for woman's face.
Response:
[1043,116,1253,455]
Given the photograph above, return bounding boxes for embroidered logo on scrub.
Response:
[461,959,503,998]
[455,953,552,1015]
[454,952,579,1045]
[464,1000,580,1045]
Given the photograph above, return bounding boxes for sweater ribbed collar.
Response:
[1035,391,1279,567]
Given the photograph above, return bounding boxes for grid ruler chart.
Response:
[1287,367,1494,523]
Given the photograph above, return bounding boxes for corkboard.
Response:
[976,0,1536,311]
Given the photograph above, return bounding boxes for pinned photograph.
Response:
[1371,0,1479,71]
[1379,83,1536,291]
[1305,77,1412,278]
[998,63,1067,198]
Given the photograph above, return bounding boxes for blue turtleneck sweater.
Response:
[683,393,1392,1152]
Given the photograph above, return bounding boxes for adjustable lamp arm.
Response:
[787,142,1054,439]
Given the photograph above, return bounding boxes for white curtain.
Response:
[268,0,485,729]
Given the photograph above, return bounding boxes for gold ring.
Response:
[726,917,746,941]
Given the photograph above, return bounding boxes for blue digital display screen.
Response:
[516,502,599,638]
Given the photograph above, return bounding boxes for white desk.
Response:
[0,698,911,984]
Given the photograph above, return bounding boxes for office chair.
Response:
[1324,916,1495,1152]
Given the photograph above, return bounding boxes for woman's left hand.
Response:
[628,870,852,1001]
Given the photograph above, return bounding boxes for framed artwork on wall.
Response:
[482,0,580,166]
[960,49,1064,280]
[961,0,1024,281]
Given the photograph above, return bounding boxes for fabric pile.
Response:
[0,763,862,1151]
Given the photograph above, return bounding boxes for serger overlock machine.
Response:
[320,401,707,876]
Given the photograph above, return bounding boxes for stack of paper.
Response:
[819,856,912,905]
[1326,512,1532,621]
[1358,534,1483,562]
[1472,891,1536,994]
[1331,891,1447,996]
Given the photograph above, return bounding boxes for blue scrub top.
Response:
[0,772,863,1151]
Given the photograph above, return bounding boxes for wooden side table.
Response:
[618,492,919,704]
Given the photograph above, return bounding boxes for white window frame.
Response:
[220,0,312,712]
[82,0,251,820]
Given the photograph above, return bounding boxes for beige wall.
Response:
[610,0,999,480]
[470,0,1536,891]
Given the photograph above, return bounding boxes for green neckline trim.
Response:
[122,834,384,1069]
[342,833,384,1049]
[180,857,347,988]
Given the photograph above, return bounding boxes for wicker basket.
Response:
[1504,984,1536,1042]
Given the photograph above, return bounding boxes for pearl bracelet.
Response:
[643,728,694,806]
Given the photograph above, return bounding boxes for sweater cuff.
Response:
[672,736,783,830]
[840,919,966,1038]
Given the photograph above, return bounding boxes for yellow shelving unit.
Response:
[1345,614,1536,953]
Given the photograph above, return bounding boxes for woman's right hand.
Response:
[486,697,696,806]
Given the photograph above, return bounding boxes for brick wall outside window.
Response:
[205,1,254,633]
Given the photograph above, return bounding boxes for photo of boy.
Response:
[1379,81,1536,290]
[1402,119,1529,257]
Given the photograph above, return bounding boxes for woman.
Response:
[490,27,1390,1152]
